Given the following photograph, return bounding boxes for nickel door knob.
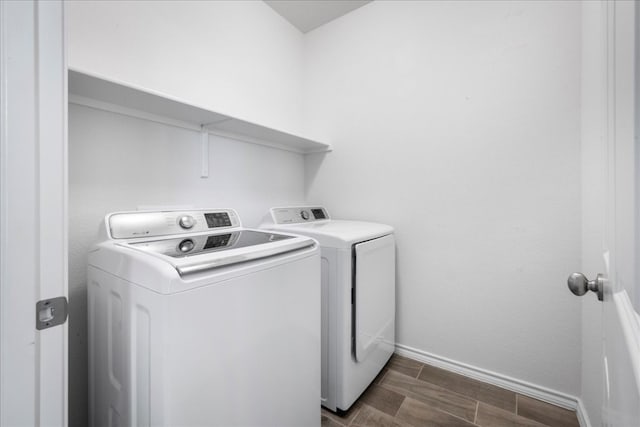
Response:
[567,272,604,301]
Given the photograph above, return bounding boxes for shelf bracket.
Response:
[200,126,209,178]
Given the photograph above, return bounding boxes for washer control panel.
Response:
[109,209,240,239]
[271,206,330,224]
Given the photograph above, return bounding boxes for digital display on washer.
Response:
[204,212,231,228]
[129,230,293,258]
[204,233,231,249]
[311,209,326,219]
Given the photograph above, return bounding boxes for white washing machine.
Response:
[262,206,395,413]
[88,208,321,427]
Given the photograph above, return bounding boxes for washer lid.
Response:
[120,229,315,276]
[128,230,293,258]
[268,220,393,248]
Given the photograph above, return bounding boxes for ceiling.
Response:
[264,1,371,33]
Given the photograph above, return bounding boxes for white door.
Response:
[576,0,640,424]
[0,1,68,426]
[601,0,640,424]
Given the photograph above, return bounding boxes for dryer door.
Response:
[353,234,395,362]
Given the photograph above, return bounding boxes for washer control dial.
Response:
[300,210,310,220]
[178,239,195,253]
[178,215,195,229]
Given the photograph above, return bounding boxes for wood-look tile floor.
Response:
[321,355,580,427]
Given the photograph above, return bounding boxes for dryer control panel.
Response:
[271,206,330,224]
[108,209,240,239]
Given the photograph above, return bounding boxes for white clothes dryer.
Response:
[262,206,395,413]
[88,208,320,427]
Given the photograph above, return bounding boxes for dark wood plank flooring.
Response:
[321,355,580,427]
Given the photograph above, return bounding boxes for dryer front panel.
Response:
[353,234,396,363]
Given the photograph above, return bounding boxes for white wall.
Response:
[580,1,605,424]
[66,2,306,426]
[67,0,304,134]
[303,0,583,395]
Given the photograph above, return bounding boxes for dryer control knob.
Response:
[178,239,195,253]
[178,215,195,229]
[300,210,310,220]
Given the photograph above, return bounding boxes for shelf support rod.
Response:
[200,125,209,178]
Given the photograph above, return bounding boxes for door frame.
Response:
[0,1,68,425]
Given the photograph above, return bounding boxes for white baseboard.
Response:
[394,344,592,427]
